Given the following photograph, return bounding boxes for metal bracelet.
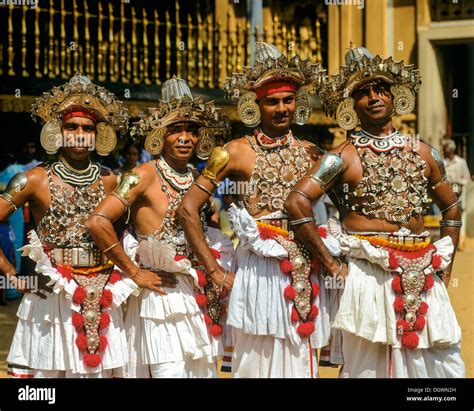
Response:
[220,270,229,292]
[290,189,311,202]
[194,182,214,197]
[290,216,315,226]
[331,258,343,277]
[102,241,120,253]
[439,219,463,228]
[90,212,112,222]
[110,192,129,210]
[440,199,461,214]
[0,194,17,211]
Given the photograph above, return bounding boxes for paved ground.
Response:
[1,240,472,378]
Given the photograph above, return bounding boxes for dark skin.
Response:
[0,116,118,297]
[177,91,323,292]
[284,80,461,288]
[86,122,220,295]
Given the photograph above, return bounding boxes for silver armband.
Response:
[310,153,343,192]
[431,147,448,184]
[440,199,461,214]
[439,219,462,228]
[0,172,28,211]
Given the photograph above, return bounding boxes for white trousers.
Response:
[125,356,217,378]
[340,331,466,378]
[232,328,318,378]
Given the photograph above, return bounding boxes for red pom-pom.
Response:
[174,254,187,262]
[431,254,442,269]
[297,321,315,337]
[291,306,300,322]
[280,259,293,274]
[98,335,108,352]
[258,226,277,240]
[311,282,320,298]
[72,312,84,330]
[396,319,410,333]
[57,265,73,281]
[209,324,223,336]
[308,304,319,321]
[419,301,429,316]
[317,226,327,239]
[99,312,111,329]
[108,270,122,285]
[401,331,419,349]
[209,248,221,260]
[99,289,113,308]
[414,315,426,331]
[195,293,207,308]
[196,270,208,287]
[388,251,399,270]
[311,259,321,271]
[391,275,403,294]
[75,333,88,351]
[83,353,102,368]
[204,314,213,325]
[424,274,434,291]
[73,286,86,305]
[393,296,405,313]
[283,285,296,300]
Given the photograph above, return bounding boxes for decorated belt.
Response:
[256,218,290,232]
[354,234,430,252]
[45,247,108,267]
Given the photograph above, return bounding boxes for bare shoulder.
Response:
[99,166,118,181]
[416,140,436,160]
[27,163,48,183]
[133,161,157,185]
[224,136,252,157]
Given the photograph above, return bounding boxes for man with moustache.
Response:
[3,74,146,378]
[177,42,341,378]
[86,77,233,378]
[284,46,465,378]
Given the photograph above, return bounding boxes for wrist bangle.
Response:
[102,241,120,253]
[194,182,214,197]
[290,216,315,226]
[220,270,229,292]
[331,258,342,276]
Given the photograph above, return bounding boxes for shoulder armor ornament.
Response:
[112,171,140,205]
[0,172,28,210]
[201,146,230,185]
[310,153,343,192]
[431,147,447,183]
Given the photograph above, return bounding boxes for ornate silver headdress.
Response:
[223,42,325,127]
[31,73,129,156]
[131,76,228,159]
[318,45,422,130]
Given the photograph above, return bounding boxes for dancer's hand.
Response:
[9,273,53,299]
[211,268,235,293]
[442,270,451,289]
[338,262,349,279]
[133,268,178,295]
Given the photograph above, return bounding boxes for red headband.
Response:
[255,82,298,100]
[62,110,99,123]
